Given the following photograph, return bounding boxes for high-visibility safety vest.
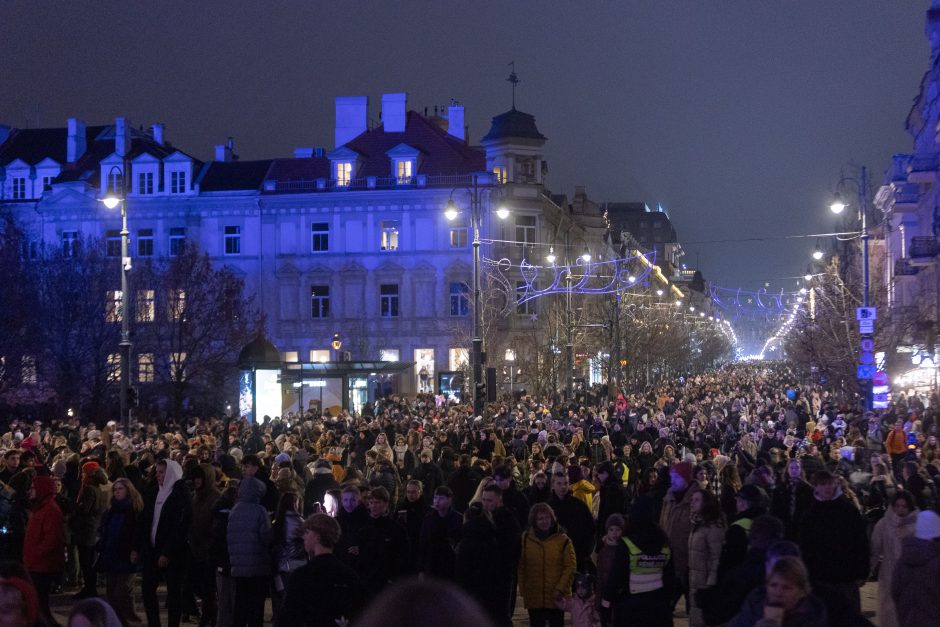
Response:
[732,517,753,535]
[623,537,670,594]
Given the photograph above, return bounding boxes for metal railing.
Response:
[270,173,495,194]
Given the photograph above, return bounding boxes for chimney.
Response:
[334,96,368,148]
[215,138,236,162]
[294,147,314,158]
[381,93,407,133]
[446,104,465,141]
[114,117,130,158]
[151,123,165,146]
[67,118,87,163]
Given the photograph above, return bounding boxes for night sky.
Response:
[0,1,929,290]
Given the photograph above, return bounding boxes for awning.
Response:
[280,361,414,382]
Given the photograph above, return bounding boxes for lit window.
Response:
[11,177,26,200]
[106,290,123,323]
[449,348,468,370]
[168,289,186,322]
[311,222,329,252]
[380,349,400,362]
[396,160,413,184]
[309,349,330,363]
[224,226,241,255]
[106,230,122,257]
[138,353,154,383]
[380,220,399,251]
[283,351,299,363]
[492,166,507,184]
[138,171,154,195]
[62,231,79,257]
[171,170,186,194]
[515,215,536,247]
[136,290,155,323]
[311,285,330,319]
[335,162,352,186]
[169,227,185,256]
[137,229,154,257]
[449,218,468,248]
[380,284,400,318]
[449,282,469,316]
[170,352,187,381]
[107,353,121,383]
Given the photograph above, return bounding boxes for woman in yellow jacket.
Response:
[518,502,577,627]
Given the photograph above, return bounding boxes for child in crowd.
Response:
[556,572,599,627]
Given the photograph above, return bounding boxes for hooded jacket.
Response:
[189,463,221,562]
[72,466,110,546]
[871,505,917,627]
[136,459,192,562]
[518,524,577,610]
[226,477,272,577]
[892,536,940,625]
[24,475,65,573]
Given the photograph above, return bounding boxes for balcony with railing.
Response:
[910,236,940,264]
[263,173,498,194]
[908,152,939,183]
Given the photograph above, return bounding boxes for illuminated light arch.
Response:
[709,284,805,320]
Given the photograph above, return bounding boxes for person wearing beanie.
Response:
[659,460,700,616]
[892,510,940,626]
[718,484,769,581]
[24,475,64,627]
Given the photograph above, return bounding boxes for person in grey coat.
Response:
[226,477,272,627]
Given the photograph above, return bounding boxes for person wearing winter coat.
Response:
[97,477,144,627]
[417,485,462,579]
[455,502,504,623]
[24,474,65,627]
[728,556,827,627]
[447,455,482,513]
[548,473,596,573]
[226,476,272,627]
[303,459,339,516]
[687,489,724,627]
[869,491,917,627]
[517,502,577,627]
[658,460,700,611]
[771,458,814,540]
[73,462,111,598]
[798,471,869,614]
[356,487,409,595]
[595,514,624,627]
[892,509,940,626]
[209,482,238,627]
[136,458,192,627]
[270,492,306,622]
[187,463,220,627]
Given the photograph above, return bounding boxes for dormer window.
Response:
[336,162,352,186]
[108,169,124,194]
[138,172,154,195]
[11,177,26,200]
[171,170,186,194]
[396,160,413,184]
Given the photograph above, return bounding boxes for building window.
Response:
[168,289,185,322]
[170,352,186,381]
[449,282,469,316]
[107,353,121,383]
[379,349,400,362]
[449,219,468,248]
[138,171,154,195]
[106,230,122,257]
[380,220,399,251]
[224,226,241,255]
[137,229,154,257]
[62,231,78,257]
[169,227,185,256]
[515,215,536,247]
[449,348,468,370]
[136,289,155,323]
[41,176,52,191]
[21,240,38,260]
[170,170,186,194]
[396,160,413,184]
[311,285,330,319]
[335,162,352,186]
[106,290,123,323]
[11,177,26,200]
[492,166,507,184]
[516,281,536,315]
[138,353,154,383]
[309,349,330,363]
[108,170,123,194]
[380,284,400,318]
[21,356,37,385]
[311,222,329,252]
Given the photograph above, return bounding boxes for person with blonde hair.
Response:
[728,556,827,626]
[518,502,576,627]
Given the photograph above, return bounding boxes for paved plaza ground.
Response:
[48,580,881,626]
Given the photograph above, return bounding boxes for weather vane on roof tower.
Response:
[507,61,520,110]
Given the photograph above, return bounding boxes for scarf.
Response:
[151,459,183,545]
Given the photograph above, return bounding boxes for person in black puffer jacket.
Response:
[271,492,306,623]
[210,481,238,627]
[97,478,143,627]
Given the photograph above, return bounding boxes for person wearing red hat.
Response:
[24,474,64,627]
[659,460,700,617]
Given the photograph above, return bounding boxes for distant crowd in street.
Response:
[0,362,939,626]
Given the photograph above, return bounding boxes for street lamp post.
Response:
[445,173,507,417]
[102,165,132,434]
[505,348,515,395]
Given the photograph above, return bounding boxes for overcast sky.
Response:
[1,1,929,290]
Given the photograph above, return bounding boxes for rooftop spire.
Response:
[507,61,520,110]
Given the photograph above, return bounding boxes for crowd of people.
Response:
[0,362,938,626]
